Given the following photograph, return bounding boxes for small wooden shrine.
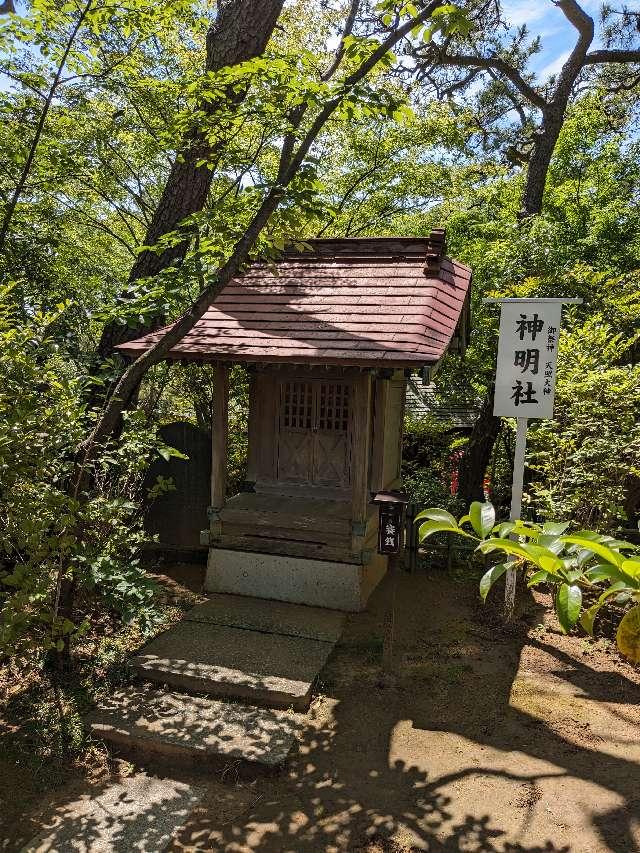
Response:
[119,230,472,611]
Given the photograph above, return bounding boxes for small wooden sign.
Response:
[371,491,409,555]
[378,504,402,554]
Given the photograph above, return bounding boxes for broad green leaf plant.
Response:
[417,502,640,664]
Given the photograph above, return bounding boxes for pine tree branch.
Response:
[584,49,640,64]
[434,50,547,110]
[553,0,593,40]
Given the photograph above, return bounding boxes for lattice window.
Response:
[282,381,313,429]
[318,382,350,432]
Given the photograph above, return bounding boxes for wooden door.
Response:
[277,380,314,483]
[276,379,351,491]
[313,381,351,488]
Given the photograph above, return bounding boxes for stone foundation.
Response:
[205,548,387,611]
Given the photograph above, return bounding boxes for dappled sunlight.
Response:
[21,773,203,853]
[14,573,638,852]
[91,684,301,767]
[161,572,640,851]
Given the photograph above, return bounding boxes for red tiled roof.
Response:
[116,236,472,368]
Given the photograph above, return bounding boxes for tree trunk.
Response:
[49,575,76,671]
[462,109,566,504]
[457,390,501,505]
[465,102,582,503]
[521,0,594,217]
[520,105,568,219]
[95,0,286,360]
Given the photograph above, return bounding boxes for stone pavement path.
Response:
[89,593,344,772]
[129,593,345,711]
[21,774,203,853]
[20,595,346,851]
[90,683,302,768]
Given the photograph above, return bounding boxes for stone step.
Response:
[130,619,336,711]
[22,773,203,852]
[183,593,345,643]
[89,685,300,768]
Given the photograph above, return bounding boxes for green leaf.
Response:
[621,560,640,579]
[469,501,495,538]
[580,582,627,634]
[536,552,564,573]
[561,536,625,567]
[495,521,516,537]
[418,521,475,541]
[537,534,565,554]
[414,507,458,526]
[510,521,542,538]
[555,583,582,633]
[562,568,583,583]
[527,570,549,587]
[479,562,508,602]
[586,563,637,586]
[585,564,618,582]
[580,602,603,636]
[543,521,571,536]
[607,540,638,551]
[597,581,629,603]
[477,537,541,566]
[431,3,460,17]
[157,445,188,462]
[571,530,603,541]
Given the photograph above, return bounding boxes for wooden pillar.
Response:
[210,364,229,538]
[370,377,389,493]
[245,370,258,487]
[350,372,373,557]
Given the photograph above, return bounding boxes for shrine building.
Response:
[118,230,472,611]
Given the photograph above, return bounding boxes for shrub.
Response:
[0,289,172,666]
[417,501,640,664]
[402,413,464,513]
[527,319,640,528]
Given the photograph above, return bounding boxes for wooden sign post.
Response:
[372,490,409,555]
[485,297,582,619]
[371,490,409,673]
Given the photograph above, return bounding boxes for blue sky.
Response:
[502,0,614,80]
[1,0,637,90]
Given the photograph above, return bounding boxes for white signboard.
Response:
[493,300,562,419]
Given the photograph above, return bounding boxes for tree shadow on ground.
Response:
[165,572,639,852]
[17,773,204,853]
[15,569,639,852]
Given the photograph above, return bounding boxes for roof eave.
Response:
[116,344,443,370]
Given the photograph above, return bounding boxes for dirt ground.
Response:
[4,565,640,852]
